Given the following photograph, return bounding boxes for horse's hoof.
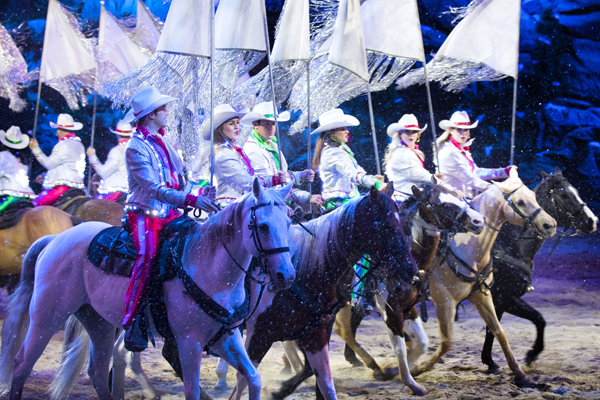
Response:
[280,366,293,375]
[373,367,397,381]
[213,382,227,391]
[349,359,364,368]
[515,374,535,388]
[525,350,538,366]
[200,387,215,400]
[411,383,428,396]
[410,365,424,377]
[485,362,501,375]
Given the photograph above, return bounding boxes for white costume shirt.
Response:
[0,151,35,199]
[32,136,86,189]
[88,141,128,194]
[243,132,310,204]
[438,140,507,197]
[213,141,273,207]
[320,143,378,201]
[385,143,436,202]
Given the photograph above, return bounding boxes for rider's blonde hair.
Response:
[383,131,401,171]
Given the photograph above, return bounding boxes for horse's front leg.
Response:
[500,295,546,366]
[468,290,533,387]
[176,334,203,400]
[405,316,429,365]
[413,280,456,376]
[298,330,336,400]
[212,330,261,400]
[333,305,383,374]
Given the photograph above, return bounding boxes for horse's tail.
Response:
[49,316,90,400]
[0,234,56,393]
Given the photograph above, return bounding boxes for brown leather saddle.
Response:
[54,188,92,215]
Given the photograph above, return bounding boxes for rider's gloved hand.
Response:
[185,194,218,213]
[201,185,216,202]
[301,169,315,182]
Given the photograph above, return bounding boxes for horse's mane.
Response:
[291,196,364,280]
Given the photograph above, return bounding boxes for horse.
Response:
[410,168,557,387]
[481,168,597,373]
[0,180,296,400]
[0,206,80,293]
[227,185,417,400]
[52,189,124,226]
[333,183,486,386]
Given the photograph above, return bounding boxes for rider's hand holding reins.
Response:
[202,185,217,202]
[455,190,466,200]
[193,196,218,213]
[301,169,315,182]
[310,194,324,206]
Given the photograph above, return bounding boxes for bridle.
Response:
[543,183,588,235]
[487,184,545,238]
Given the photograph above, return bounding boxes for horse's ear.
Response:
[540,169,548,180]
[553,166,562,175]
[370,186,382,204]
[411,185,423,201]
[252,177,263,200]
[276,181,294,201]
[383,181,394,196]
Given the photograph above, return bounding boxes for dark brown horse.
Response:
[53,190,124,226]
[228,185,416,400]
[482,168,597,372]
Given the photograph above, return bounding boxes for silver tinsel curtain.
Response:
[0,23,36,112]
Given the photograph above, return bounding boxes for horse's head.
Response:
[536,167,597,234]
[242,179,296,290]
[409,182,485,235]
[354,183,417,283]
[493,168,557,238]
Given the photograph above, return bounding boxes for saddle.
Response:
[54,188,92,215]
[0,200,34,230]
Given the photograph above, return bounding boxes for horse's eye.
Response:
[517,200,525,206]
[259,223,269,231]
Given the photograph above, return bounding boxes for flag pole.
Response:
[32,79,42,140]
[86,92,98,193]
[366,85,381,175]
[209,0,215,185]
[261,0,282,165]
[307,60,311,186]
[413,1,439,172]
[510,75,518,166]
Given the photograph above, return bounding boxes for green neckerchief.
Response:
[339,143,358,167]
[252,129,280,170]
[0,196,25,213]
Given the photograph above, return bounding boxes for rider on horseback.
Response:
[121,86,218,350]
[384,114,465,201]
[0,126,35,212]
[86,120,132,203]
[29,114,86,206]
[241,102,323,210]
[436,111,514,199]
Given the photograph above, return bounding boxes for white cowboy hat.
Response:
[311,109,359,135]
[0,126,30,149]
[386,114,427,137]
[109,120,134,136]
[439,111,478,130]
[122,86,177,124]
[49,113,83,131]
[202,104,248,140]
[240,101,290,126]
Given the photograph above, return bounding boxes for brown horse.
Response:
[53,191,124,226]
[0,206,79,292]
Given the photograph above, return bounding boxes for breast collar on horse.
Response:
[171,200,290,352]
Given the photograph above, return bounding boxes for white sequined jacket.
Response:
[0,151,35,199]
[89,143,128,194]
[32,137,86,189]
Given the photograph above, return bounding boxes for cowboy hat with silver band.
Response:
[387,114,427,137]
[311,109,359,135]
[109,120,135,136]
[0,126,30,149]
[49,114,83,131]
[240,102,290,126]
[202,104,248,141]
[122,86,177,124]
[438,111,479,131]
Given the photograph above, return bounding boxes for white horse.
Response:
[0,180,296,400]
[412,169,557,386]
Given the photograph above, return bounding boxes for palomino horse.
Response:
[332,183,485,394]
[482,168,597,372]
[0,206,79,292]
[230,186,417,400]
[54,191,124,226]
[0,180,296,400]
[411,168,556,387]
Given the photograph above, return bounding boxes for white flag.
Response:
[215,0,267,51]
[99,6,149,75]
[328,0,368,81]
[437,0,520,78]
[362,0,424,62]
[271,0,310,62]
[134,0,162,53]
[40,0,95,83]
[157,0,211,57]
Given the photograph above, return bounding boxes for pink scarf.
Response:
[136,123,181,189]
[400,140,425,168]
[449,136,475,171]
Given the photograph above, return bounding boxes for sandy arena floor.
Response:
[1,231,599,400]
